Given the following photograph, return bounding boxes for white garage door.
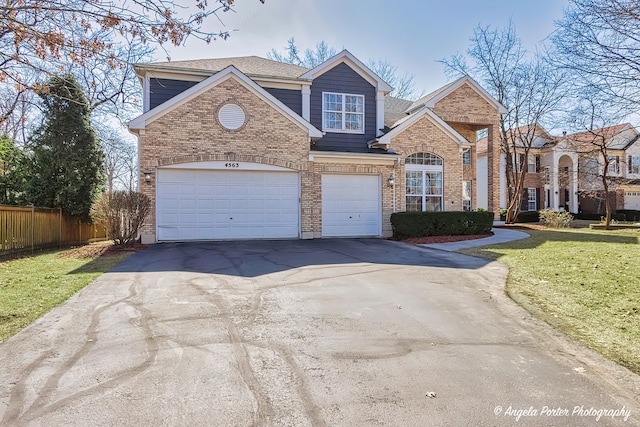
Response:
[322,174,381,237]
[625,191,640,210]
[157,169,299,240]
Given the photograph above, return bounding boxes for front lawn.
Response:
[0,243,133,342]
[459,226,640,375]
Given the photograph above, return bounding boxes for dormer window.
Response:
[322,92,364,133]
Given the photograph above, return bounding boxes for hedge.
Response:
[574,212,627,221]
[390,211,494,240]
[616,210,640,222]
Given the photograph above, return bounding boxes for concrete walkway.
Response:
[420,227,530,251]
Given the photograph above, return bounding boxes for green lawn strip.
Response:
[459,227,640,375]
[0,249,131,343]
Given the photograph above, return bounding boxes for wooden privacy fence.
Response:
[0,205,107,258]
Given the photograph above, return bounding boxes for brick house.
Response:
[128,50,505,243]
[480,123,640,215]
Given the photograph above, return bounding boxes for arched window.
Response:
[405,152,443,211]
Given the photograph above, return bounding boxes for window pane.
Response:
[324,112,342,129]
[406,196,422,212]
[323,94,341,112]
[345,95,363,113]
[406,152,443,165]
[425,172,442,195]
[462,149,471,165]
[425,196,442,212]
[345,113,363,131]
[405,171,422,195]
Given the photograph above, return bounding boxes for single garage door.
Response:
[157,169,299,240]
[322,174,381,237]
[625,191,640,210]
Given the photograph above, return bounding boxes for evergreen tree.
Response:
[0,134,25,205]
[25,74,104,221]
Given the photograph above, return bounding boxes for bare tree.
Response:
[441,22,566,223]
[552,0,640,110]
[96,124,138,193]
[268,38,423,100]
[565,93,631,227]
[0,0,265,124]
[367,59,423,100]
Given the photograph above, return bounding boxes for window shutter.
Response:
[535,155,541,172]
[521,189,528,211]
[536,188,541,210]
[630,155,633,170]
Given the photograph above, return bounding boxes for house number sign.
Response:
[225,162,240,168]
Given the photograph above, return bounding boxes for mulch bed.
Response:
[400,233,493,245]
[58,241,148,259]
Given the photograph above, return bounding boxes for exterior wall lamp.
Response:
[387,174,395,188]
[143,169,153,183]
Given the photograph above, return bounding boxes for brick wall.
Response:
[388,115,466,211]
[138,77,312,240]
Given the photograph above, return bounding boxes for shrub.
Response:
[539,209,574,228]
[91,191,151,245]
[616,210,640,221]
[573,212,626,221]
[390,211,494,240]
[514,210,540,223]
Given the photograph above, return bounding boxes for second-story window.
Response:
[607,155,619,175]
[462,148,471,165]
[323,92,364,133]
[630,155,640,174]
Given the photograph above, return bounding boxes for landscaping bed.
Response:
[401,233,493,244]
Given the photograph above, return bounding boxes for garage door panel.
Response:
[157,169,299,240]
[322,175,381,237]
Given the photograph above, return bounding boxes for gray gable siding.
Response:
[149,78,198,110]
[310,62,376,152]
[264,88,302,116]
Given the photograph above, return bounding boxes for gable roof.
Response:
[134,56,310,81]
[376,106,470,147]
[300,50,393,93]
[505,123,557,149]
[567,124,639,151]
[384,96,413,128]
[407,75,507,114]
[128,66,323,138]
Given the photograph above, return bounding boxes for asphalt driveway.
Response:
[0,239,638,426]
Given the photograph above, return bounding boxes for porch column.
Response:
[571,157,579,213]
[553,153,560,210]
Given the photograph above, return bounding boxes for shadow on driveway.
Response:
[71,239,494,277]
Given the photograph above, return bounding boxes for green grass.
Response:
[0,247,131,342]
[459,226,640,375]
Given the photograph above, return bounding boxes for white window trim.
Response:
[607,156,619,175]
[527,155,537,173]
[322,92,365,134]
[462,148,471,165]
[630,155,640,174]
[463,180,472,211]
[527,188,537,211]
[406,163,444,212]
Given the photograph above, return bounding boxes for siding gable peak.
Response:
[300,50,393,93]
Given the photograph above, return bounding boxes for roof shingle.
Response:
[136,56,311,80]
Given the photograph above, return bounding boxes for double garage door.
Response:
[156,168,381,240]
[157,169,300,240]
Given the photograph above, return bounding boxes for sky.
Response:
[163,0,569,97]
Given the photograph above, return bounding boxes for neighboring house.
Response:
[479,123,640,215]
[128,50,505,243]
